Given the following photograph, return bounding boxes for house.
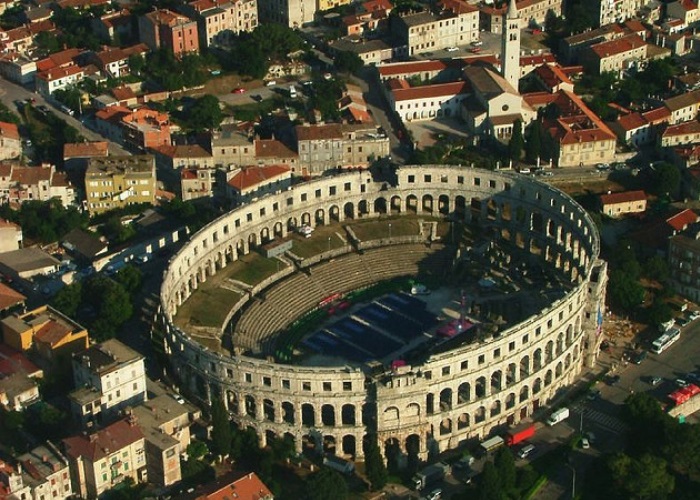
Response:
[91,10,135,44]
[662,89,700,125]
[0,248,60,281]
[0,163,75,207]
[93,44,149,78]
[667,0,700,27]
[254,139,299,169]
[0,218,21,253]
[179,0,258,47]
[599,190,647,217]
[69,339,146,427]
[0,51,38,85]
[181,471,274,500]
[596,0,644,27]
[529,64,574,93]
[35,65,85,97]
[181,166,218,201]
[0,344,42,378]
[0,282,25,318]
[209,124,256,168]
[393,0,479,57]
[15,442,73,500]
[0,372,39,410]
[84,155,157,215]
[0,304,89,360]
[61,228,108,263]
[328,38,393,66]
[610,112,653,147]
[0,121,20,160]
[139,9,200,56]
[153,144,214,171]
[256,0,316,28]
[660,120,700,147]
[62,417,147,498]
[580,33,649,75]
[131,394,197,487]
[387,79,470,123]
[226,164,292,206]
[560,24,626,64]
[63,141,109,175]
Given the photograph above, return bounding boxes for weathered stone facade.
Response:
[158,165,606,462]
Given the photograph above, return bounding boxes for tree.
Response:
[210,398,231,458]
[51,282,83,318]
[644,255,669,282]
[187,440,209,460]
[187,95,224,132]
[334,51,363,75]
[128,53,145,75]
[524,121,541,164]
[478,460,504,500]
[651,163,681,198]
[607,269,645,312]
[364,435,388,490]
[83,276,133,340]
[608,453,674,500]
[508,120,524,163]
[645,298,672,326]
[494,447,516,493]
[304,467,349,500]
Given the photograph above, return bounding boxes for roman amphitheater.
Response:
[157,165,607,463]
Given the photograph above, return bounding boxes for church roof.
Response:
[507,0,518,19]
[464,66,518,98]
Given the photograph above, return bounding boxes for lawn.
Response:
[291,232,345,258]
[349,217,420,241]
[175,286,241,329]
[229,252,281,285]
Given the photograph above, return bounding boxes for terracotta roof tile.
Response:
[194,472,273,500]
[642,106,671,123]
[589,33,646,59]
[600,190,646,205]
[667,208,699,231]
[296,124,343,141]
[0,281,25,312]
[616,112,648,131]
[227,165,290,191]
[63,418,144,462]
[63,142,109,159]
[662,120,700,137]
[0,121,19,141]
[254,139,297,158]
[34,320,71,347]
[391,81,470,102]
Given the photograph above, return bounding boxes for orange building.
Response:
[139,9,200,57]
[1,305,89,361]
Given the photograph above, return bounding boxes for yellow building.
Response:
[318,0,352,12]
[1,305,89,361]
[85,155,157,215]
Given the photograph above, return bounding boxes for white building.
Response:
[501,0,520,90]
[257,0,315,27]
[69,339,147,427]
[35,65,85,97]
[386,79,470,122]
[181,0,258,47]
[16,442,73,500]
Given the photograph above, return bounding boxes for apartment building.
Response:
[63,417,147,498]
[0,218,21,253]
[226,164,292,205]
[93,44,150,79]
[667,0,700,26]
[660,120,700,147]
[596,0,644,27]
[664,89,700,125]
[181,166,218,201]
[257,0,315,27]
[1,304,89,361]
[84,155,157,215]
[479,0,562,32]
[209,124,256,167]
[580,33,648,75]
[69,339,147,427]
[393,0,479,56]
[0,163,75,207]
[139,9,200,56]
[180,0,258,47]
[0,121,20,160]
[15,442,73,500]
[560,24,626,64]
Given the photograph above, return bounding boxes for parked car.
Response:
[232,87,246,94]
[649,376,662,386]
[689,310,700,321]
[677,316,691,327]
[445,46,459,52]
[469,47,482,53]
[580,437,590,449]
[632,351,647,365]
[470,40,483,47]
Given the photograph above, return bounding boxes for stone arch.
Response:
[457,412,469,429]
[384,438,401,472]
[406,434,421,462]
[384,406,400,424]
[458,382,470,403]
[358,199,369,216]
[454,195,466,218]
[374,197,387,214]
[505,392,516,410]
[301,212,311,226]
[490,400,501,417]
[323,435,336,454]
[302,403,315,427]
[520,355,530,378]
[322,404,336,426]
[260,226,271,244]
[533,348,542,371]
[533,378,542,394]
[557,332,564,356]
[422,194,433,213]
[426,393,435,415]
[248,232,257,248]
[470,197,482,218]
[302,433,319,455]
[315,208,325,225]
[515,206,526,224]
[282,401,294,424]
[273,221,284,238]
[406,194,418,213]
[440,388,452,411]
[475,376,486,398]
[532,211,544,233]
[555,361,563,378]
[329,204,340,222]
[475,405,486,423]
[565,353,571,369]
[265,429,277,446]
[342,434,356,458]
[287,217,298,231]
[390,195,402,214]
[545,370,553,386]
[245,395,256,418]
[566,325,573,346]
[545,340,554,363]
[341,404,356,425]
[440,417,453,435]
[343,202,354,220]
[519,385,529,403]
[486,199,498,220]
[263,398,275,422]
[491,370,502,392]
[405,402,421,418]
[507,363,517,386]
[438,194,450,215]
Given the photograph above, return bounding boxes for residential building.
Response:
[1,304,89,360]
[0,372,39,411]
[0,121,20,161]
[16,442,73,500]
[182,471,273,500]
[610,111,653,147]
[0,218,21,253]
[596,0,644,27]
[181,166,218,201]
[535,90,617,167]
[0,282,25,318]
[226,164,292,205]
[328,38,393,66]
[257,0,315,27]
[386,79,471,122]
[479,0,563,33]
[132,394,196,487]
[667,0,700,26]
[0,460,30,499]
[529,63,574,93]
[254,139,299,169]
[318,0,351,11]
[663,89,700,124]
[153,144,214,171]
[93,44,149,79]
[669,229,700,302]
[393,0,479,56]
[69,339,146,427]
[62,417,147,498]
[61,228,109,263]
[209,124,256,168]
[139,9,200,56]
[35,65,85,96]
[0,163,75,207]
[660,120,700,147]
[599,190,647,217]
[0,344,42,379]
[0,248,60,281]
[84,155,157,215]
[180,0,258,47]
[560,24,626,64]
[91,9,135,43]
[120,108,172,150]
[579,33,649,75]
[63,141,109,175]
[0,52,38,85]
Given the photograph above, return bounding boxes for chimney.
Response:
[42,455,48,463]
[89,434,98,443]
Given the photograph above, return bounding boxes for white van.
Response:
[289,85,297,98]
[518,444,535,459]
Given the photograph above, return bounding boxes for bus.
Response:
[651,328,681,354]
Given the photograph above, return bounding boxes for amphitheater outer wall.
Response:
[158,165,607,461]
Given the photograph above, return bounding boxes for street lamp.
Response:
[328,236,331,253]
[389,223,392,240]
[565,463,576,499]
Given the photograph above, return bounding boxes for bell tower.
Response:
[501,0,521,90]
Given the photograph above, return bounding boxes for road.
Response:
[0,76,129,156]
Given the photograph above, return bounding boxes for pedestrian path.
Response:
[571,405,628,434]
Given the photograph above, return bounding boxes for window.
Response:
[343,381,352,391]
[424,370,432,380]
[424,174,431,182]
[246,213,252,222]
[263,376,271,386]
[457,176,464,184]
[442,366,450,376]
[315,189,322,198]
[493,348,500,358]
[408,175,415,183]
[478,354,485,364]
[323,382,332,391]
[282,379,290,390]
[460,360,468,370]
[344,182,351,191]
[329,186,336,195]
[509,341,515,352]
[302,381,311,391]
[245,373,252,383]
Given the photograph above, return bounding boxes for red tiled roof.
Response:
[533,64,572,90]
[590,33,646,59]
[0,121,19,141]
[0,344,39,378]
[600,190,646,205]
[35,65,84,82]
[363,0,392,12]
[662,120,700,137]
[667,208,699,231]
[112,86,136,101]
[63,142,109,159]
[439,0,477,14]
[0,163,12,177]
[616,112,648,131]
[11,165,52,185]
[520,53,556,67]
[0,281,25,312]
[196,472,273,500]
[378,60,448,77]
[624,19,647,34]
[254,139,297,158]
[642,106,671,123]
[63,418,144,462]
[550,90,616,144]
[34,320,71,347]
[522,91,558,108]
[296,124,343,141]
[391,81,470,102]
[227,165,290,191]
[181,168,198,180]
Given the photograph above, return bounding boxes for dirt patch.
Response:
[550,179,626,197]
[202,73,266,95]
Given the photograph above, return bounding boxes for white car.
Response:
[445,47,459,52]
[173,394,185,404]
[689,311,700,321]
[581,437,590,449]
[423,489,442,500]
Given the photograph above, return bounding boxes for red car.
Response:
[232,87,246,94]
